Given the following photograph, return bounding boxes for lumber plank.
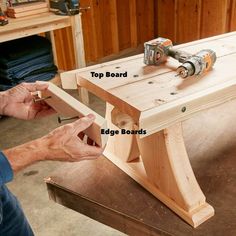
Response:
[129,0,138,48]
[176,0,201,43]
[155,0,176,42]
[39,82,107,147]
[117,0,131,50]
[7,8,49,18]
[136,0,154,44]
[80,0,96,62]
[229,0,236,30]
[109,0,119,53]
[0,13,71,43]
[7,2,48,13]
[62,31,236,90]
[200,0,228,38]
[70,14,86,68]
[76,33,236,122]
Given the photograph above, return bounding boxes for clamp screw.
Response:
[33,96,51,103]
[57,116,79,123]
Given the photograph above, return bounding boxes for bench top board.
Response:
[74,32,236,136]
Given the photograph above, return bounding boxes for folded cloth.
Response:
[0,53,54,79]
[0,36,52,69]
[0,64,57,85]
[0,71,57,91]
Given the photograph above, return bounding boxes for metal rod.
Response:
[57,116,79,123]
[34,96,52,103]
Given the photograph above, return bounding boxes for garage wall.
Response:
[55,0,236,70]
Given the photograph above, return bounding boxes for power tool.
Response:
[144,37,217,79]
[0,8,8,26]
[50,0,80,15]
[50,0,90,16]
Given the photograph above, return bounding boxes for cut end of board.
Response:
[38,82,108,148]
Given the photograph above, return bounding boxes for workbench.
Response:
[45,32,236,233]
[0,11,89,103]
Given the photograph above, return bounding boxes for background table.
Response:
[45,99,236,236]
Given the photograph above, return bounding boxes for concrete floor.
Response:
[0,90,125,236]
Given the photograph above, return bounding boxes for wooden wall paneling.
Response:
[200,0,228,38]
[80,0,102,62]
[53,29,67,70]
[129,0,138,48]
[63,27,76,70]
[80,0,94,62]
[117,0,131,51]
[176,0,201,43]
[99,0,118,56]
[136,0,155,44]
[229,0,236,30]
[108,0,119,54]
[155,0,176,41]
[89,0,103,61]
[226,0,233,31]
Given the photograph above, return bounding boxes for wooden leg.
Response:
[136,123,214,227]
[78,86,89,106]
[70,13,89,105]
[104,104,214,227]
[105,103,139,162]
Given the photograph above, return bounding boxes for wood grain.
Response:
[39,82,108,147]
[155,0,176,41]
[75,33,236,125]
[176,0,201,43]
[200,0,228,38]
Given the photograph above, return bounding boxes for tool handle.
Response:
[168,49,192,63]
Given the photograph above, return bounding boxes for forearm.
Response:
[3,138,48,173]
[0,91,8,115]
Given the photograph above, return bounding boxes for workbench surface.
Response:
[46,99,236,236]
[75,32,236,135]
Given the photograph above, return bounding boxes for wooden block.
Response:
[39,82,108,148]
[7,7,49,18]
[7,2,48,13]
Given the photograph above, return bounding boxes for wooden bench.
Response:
[52,32,236,227]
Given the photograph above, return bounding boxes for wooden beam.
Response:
[39,82,108,148]
[200,0,228,38]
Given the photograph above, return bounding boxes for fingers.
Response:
[35,108,56,119]
[87,137,94,146]
[80,143,103,157]
[22,81,49,92]
[72,114,96,134]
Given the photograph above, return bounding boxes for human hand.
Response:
[3,114,104,173]
[1,82,55,120]
[40,114,104,162]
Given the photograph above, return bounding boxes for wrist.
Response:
[0,91,8,116]
[3,138,49,172]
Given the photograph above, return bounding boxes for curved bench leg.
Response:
[105,103,139,162]
[136,122,214,227]
[104,103,214,227]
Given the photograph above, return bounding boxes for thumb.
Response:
[72,114,96,134]
[22,81,49,92]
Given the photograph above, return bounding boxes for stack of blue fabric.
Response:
[0,35,57,91]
